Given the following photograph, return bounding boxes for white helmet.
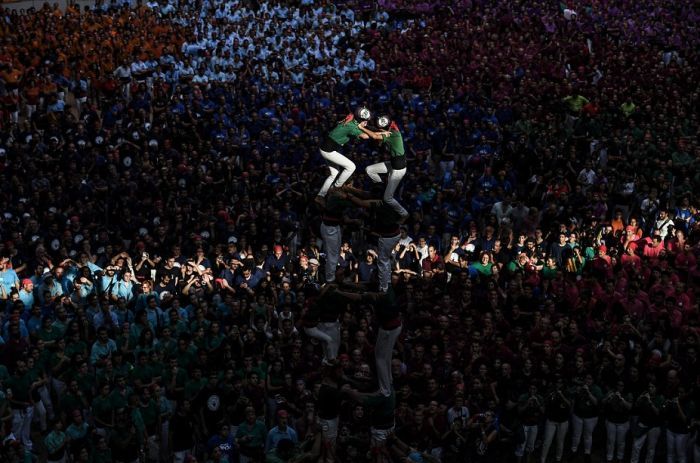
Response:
[354,106,371,121]
[375,114,391,129]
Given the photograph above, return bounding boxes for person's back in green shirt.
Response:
[381,129,405,158]
[328,119,362,148]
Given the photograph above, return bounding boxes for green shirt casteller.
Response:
[328,120,362,147]
[381,130,405,157]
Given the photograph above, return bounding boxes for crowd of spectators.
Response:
[0,0,699,462]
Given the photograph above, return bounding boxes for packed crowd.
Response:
[0,0,700,462]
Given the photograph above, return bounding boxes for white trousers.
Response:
[320,416,339,442]
[570,414,598,455]
[319,322,341,360]
[540,420,568,463]
[304,321,340,361]
[630,426,661,463]
[515,424,538,457]
[365,162,408,217]
[52,377,67,398]
[26,104,37,119]
[320,223,341,283]
[34,385,55,432]
[34,399,47,432]
[377,234,400,292]
[319,149,355,197]
[605,420,629,461]
[371,426,394,447]
[12,406,34,451]
[375,325,402,396]
[147,434,160,461]
[667,430,689,463]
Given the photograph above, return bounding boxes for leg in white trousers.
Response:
[318,322,341,360]
[305,326,333,359]
[383,167,407,218]
[377,234,400,292]
[320,223,341,283]
[365,161,386,184]
[319,165,339,198]
[12,406,34,451]
[365,162,408,217]
[52,378,67,399]
[667,430,689,463]
[631,426,661,463]
[570,414,598,455]
[34,399,47,432]
[318,149,355,197]
[515,424,538,457]
[605,420,629,461]
[39,385,55,421]
[540,420,568,463]
[375,325,402,396]
[33,384,55,432]
[147,434,160,461]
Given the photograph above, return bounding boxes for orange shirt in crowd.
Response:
[611,217,625,235]
[1,4,186,104]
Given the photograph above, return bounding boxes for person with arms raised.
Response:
[361,114,408,219]
[316,107,387,206]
